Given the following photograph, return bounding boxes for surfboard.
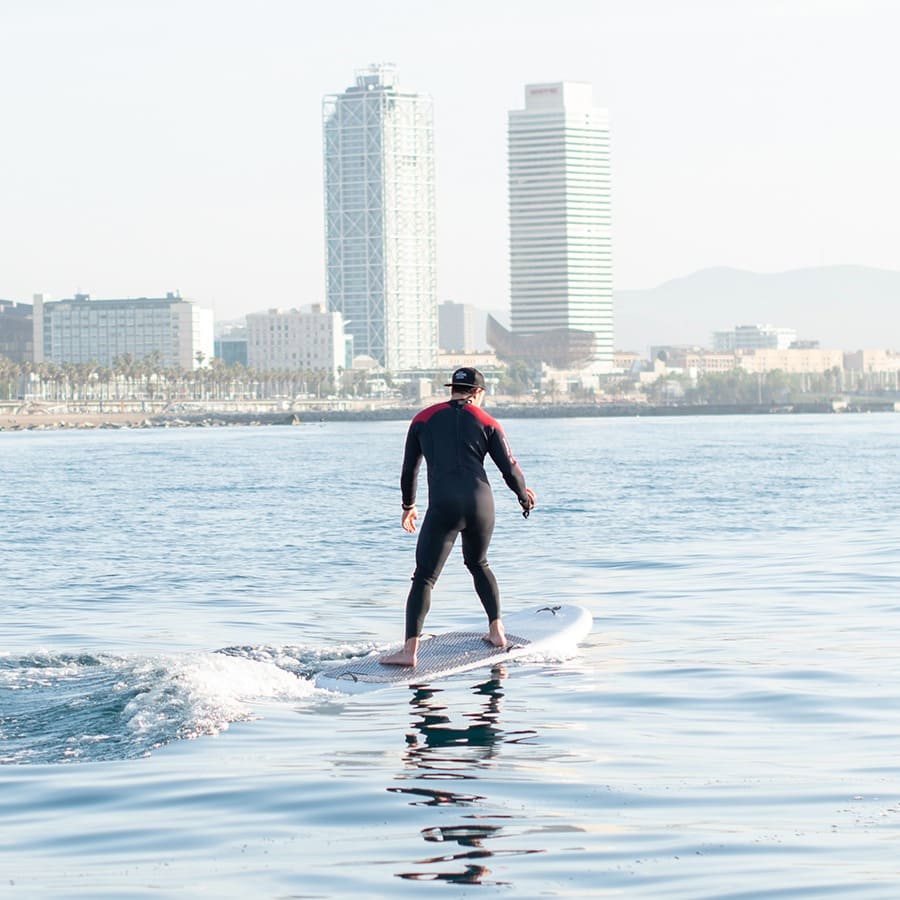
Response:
[314,603,592,694]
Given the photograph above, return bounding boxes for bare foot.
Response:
[380,650,416,666]
[484,619,507,649]
[381,637,419,667]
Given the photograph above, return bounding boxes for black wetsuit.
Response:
[400,398,531,640]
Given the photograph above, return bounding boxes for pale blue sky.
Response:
[1,0,896,321]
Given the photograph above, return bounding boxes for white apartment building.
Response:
[508,81,612,367]
[713,324,798,352]
[246,306,345,377]
[32,292,213,369]
[323,64,437,371]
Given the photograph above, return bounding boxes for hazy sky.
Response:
[1,0,897,322]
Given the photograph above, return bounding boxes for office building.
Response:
[214,330,249,367]
[438,301,479,353]
[323,64,437,371]
[508,82,612,368]
[33,292,213,369]
[246,305,345,378]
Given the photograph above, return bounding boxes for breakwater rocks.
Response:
[0,417,154,432]
[2,399,896,432]
[0,415,281,432]
[0,414,276,432]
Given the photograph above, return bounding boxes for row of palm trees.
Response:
[0,353,345,404]
[639,366,900,405]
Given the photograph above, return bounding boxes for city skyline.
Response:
[1,1,899,328]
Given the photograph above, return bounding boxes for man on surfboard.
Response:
[381,367,536,667]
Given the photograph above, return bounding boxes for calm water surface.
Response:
[2,414,900,898]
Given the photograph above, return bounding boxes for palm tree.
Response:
[207,358,229,400]
[0,356,16,401]
[113,354,138,401]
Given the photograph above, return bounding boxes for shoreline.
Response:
[2,398,898,432]
[0,411,156,431]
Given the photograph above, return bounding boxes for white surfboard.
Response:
[314,603,592,694]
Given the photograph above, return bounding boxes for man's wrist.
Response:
[402,502,416,510]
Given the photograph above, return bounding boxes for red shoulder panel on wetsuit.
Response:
[465,404,501,430]
[411,402,451,425]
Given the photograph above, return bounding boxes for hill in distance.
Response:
[614,265,900,353]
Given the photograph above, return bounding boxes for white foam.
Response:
[123,652,316,744]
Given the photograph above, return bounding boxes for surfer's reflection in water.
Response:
[389,669,542,886]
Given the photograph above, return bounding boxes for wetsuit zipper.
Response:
[454,401,462,471]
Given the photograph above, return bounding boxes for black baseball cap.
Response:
[445,367,486,390]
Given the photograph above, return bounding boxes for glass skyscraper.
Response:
[508,82,612,367]
[323,65,437,371]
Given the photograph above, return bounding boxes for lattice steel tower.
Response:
[324,65,437,371]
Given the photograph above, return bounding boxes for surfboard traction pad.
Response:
[319,631,531,685]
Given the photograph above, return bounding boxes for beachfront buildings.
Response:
[323,64,438,372]
[507,82,612,368]
[33,292,213,369]
[246,306,346,379]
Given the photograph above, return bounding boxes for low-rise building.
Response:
[682,351,737,374]
[613,351,643,372]
[436,350,499,371]
[651,345,738,374]
[538,365,602,396]
[843,349,900,374]
[736,347,844,373]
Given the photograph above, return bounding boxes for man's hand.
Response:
[520,487,536,518]
[402,506,418,533]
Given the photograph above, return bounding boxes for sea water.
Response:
[1,414,899,898]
